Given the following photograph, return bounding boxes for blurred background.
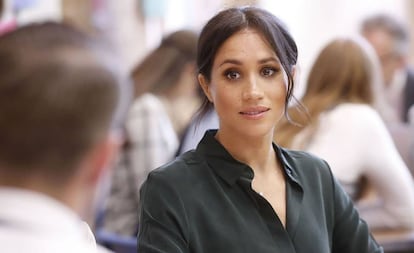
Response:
[1,0,413,97]
[2,1,414,252]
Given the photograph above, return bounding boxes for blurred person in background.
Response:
[138,6,382,253]
[130,29,200,138]
[361,14,414,124]
[0,0,13,36]
[275,37,414,231]
[175,105,219,155]
[102,29,200,236]
[0,22,129,252]
[361,13,414,177]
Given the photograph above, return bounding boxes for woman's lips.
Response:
[239,107,270,119]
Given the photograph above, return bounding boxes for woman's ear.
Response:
[291,65,297,80]
[290,65,300,88]
[198,74,213,103]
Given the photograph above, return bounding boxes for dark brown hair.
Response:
[0,22,129,183]
[196,6,298,119]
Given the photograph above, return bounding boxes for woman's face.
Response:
[199,28,288,139]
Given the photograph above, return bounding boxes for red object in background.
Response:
[0,19,17,36]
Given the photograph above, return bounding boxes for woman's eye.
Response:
[261,67,276,77]
[225,71,240,80]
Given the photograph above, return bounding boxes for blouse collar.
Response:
[196,130,300,186]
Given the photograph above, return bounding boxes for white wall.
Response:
[260,0,409,97]
[10,0,61,24]
[104,0,411,78]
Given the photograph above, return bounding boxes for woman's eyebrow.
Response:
[218,57,279,67]
[218,59,242,67]
[258,57,279,64]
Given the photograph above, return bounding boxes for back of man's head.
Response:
[0,22,129,188]
[361,13,409,56]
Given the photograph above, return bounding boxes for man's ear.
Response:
[84,132,122,185]
[198,73,213,103]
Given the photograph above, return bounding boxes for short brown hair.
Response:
[0,22,129,182]
[361,14,409,56]
[131,29,198,98]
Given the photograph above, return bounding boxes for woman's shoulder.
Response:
[325,103,384,129]
[278,147,337,186]
[129,93,165,112]
[279,147,331,175]
[145,150,205,187]
[277,147,340,206]
[280,145,323,161]
[330,103,379,119]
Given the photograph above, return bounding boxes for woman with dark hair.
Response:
[138,6,382,253]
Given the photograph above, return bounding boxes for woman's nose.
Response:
[242,76,264,100]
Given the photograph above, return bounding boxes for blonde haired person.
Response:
[275,37,414,230]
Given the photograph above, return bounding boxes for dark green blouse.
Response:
[138,130,383,253]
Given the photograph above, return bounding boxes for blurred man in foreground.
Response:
[0,21,130,253]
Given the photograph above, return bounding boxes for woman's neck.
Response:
[215,130,277,174]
